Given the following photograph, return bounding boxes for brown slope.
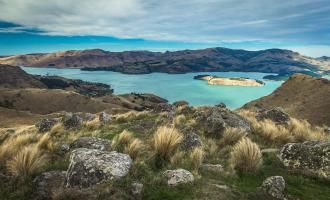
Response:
[242,74,330,126]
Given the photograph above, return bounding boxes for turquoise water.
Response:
[21,67,282,109]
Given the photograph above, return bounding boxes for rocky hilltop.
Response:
[1,48,329,75]
[243,74,330,126]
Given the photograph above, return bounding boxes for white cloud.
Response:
[0,0,329,44]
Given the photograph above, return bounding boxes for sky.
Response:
[0,0,330,57]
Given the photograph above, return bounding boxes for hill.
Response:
[242,74,330,126]
[0,48,329,74]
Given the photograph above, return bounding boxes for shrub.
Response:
[124,138,142,160]
[190,147,205,171]
[230,137,262,173]
[7,145,46,178]
[151,126,183,167]
[111,130,133,152]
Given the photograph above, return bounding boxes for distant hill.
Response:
[242,74,330,126]
[0,47,329,74]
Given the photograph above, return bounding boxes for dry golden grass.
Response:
[84,118,100,131]
[170,151,185,166]
[256,120,292,144]
[174,114,186,127]
[115,111,151,123]
[124,138,142,160]
[205,138,218,156]
[0,133,36,165]
[49,123,65,136]
[37,133,54,152]
[230,137,262,173]
[151,126,183,167]
[111,130,133,152]
[7,145,46,178]
[289,118,328,142]
[190,147,205,171]
[219,127,247,147]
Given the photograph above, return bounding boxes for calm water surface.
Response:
[22,67,282,109]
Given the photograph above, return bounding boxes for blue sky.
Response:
[0,0,329,57]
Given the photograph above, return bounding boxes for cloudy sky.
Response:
[0,0,329,56]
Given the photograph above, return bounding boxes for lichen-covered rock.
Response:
[199,164,224,174]
[194,106,250,137]
[257,107,290,125]
[131,182,143,198]
[70,137,111,151]
[261,176,286,200]
[77,112,96,121]
[66,148,132,188]
[279,141,330,180]
[34,171,66,200]
[36,118,60,132]
[63,114,83,129]
[163,169,194,186]
[99,112,112,124]
[58,143,70,155]
[181,132,202,150]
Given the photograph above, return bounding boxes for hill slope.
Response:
[242,74,330,126]
[1,48,329,74]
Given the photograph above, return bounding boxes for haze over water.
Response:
[22,67,282,109]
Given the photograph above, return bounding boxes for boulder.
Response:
[194,106,250,137]
[34,171,67,200]
[279,141,330,180]
[261,176,286,200]
[257,107,290,125]
[77,112,96,121]
[99,112,112,124]
[70,137,111,151]
[58,144,70,155]
[199,164,224,174]
[36,118,60,132]
[63,114,83,129]
[181,132,202,150]
[163,169,194,186]
[66,148,132,188]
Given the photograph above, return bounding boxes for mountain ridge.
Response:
[1,47,329,75]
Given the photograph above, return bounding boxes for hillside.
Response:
[1,48,329,74]
[242,74,330,126]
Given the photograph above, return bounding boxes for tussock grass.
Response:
[205,138,218,157]
[190,147,205,171]
[219,127,247,147]
[174,114,186,127]
[256,120,292,144]
[49,123,65,136]
[151,126,183,167]
[289,118,328,142]
[115,111,151,123]
[111,130,133,152]
[124,138,142,160]
[230,137,262,173]
[37,133,54,152]
[170,151,185,166]
[84,118,100,131]
[7,145,46,178]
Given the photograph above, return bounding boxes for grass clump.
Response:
[230,137,262,173]
[219,127,247,147]
[151,126,183,168]
[111,130,133,152]
[7,145,46,179]
[190,147,205,171]
[124,138,142,160]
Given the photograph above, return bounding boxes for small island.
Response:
[194,74,265,87]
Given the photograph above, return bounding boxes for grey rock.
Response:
[36,118,60,132]
[59,144,70,154]
[63,114,83,129]
[131,182,143,197]
[194,106,250,138]
[34,171,66,200]
[279,141,330,180]
[163,169,194,186]
[66,148,132,188]
[78,112,96,121]
[181,132,202,150]
[257,107,290,125]
[99,112,112,124]
[261,176,286,200]
[200,164,224,174]
[70,137,111,151]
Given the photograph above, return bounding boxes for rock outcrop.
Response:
[163,169,194,186]
[181,132,203,150]
[70,137,111,151]
[36,118,60,132]
[66,148,132,188]
[279,141,330,180]
[256,107,291,125]
[99,112,112,124]
[195,106,251,137]
[63,114,83,129]
[34,171,67,200]
[261,176,286,200]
